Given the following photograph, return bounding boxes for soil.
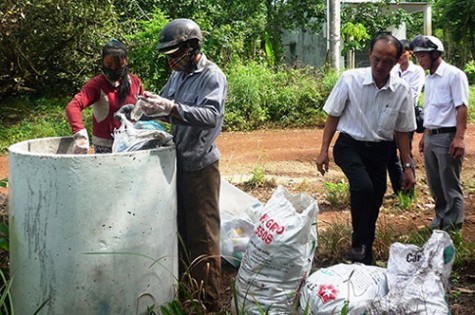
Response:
[1,126,475,313]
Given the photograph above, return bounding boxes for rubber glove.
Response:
[133,93,174,118]
[115,104,135,122]
[72,129,89,154]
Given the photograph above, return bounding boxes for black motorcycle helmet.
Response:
[410,35,444,53]
[157,18,202,54]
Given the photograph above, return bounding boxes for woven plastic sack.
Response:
[299,263,388,315]
[232,186,318,314]
[370,230,455,314]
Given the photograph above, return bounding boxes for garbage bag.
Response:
[219,179,263,267]
[299,263,388,315]
[232,185,318,314]
[112,113,173,153]
[370,230,455,314]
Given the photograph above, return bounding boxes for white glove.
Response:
[72,129,89,154]
[132,92,174,118]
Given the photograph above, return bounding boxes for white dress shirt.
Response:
[423,61,469,129]
[392,61,425,105]
[324,67,416,142]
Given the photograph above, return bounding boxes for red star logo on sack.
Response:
[317,284,338,303]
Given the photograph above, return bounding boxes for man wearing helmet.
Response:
[411,35,469,232]
[132,19,227,311]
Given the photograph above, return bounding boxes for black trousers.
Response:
[334,133,390,262]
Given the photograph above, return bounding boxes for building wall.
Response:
[282,28,330,68]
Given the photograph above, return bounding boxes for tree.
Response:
[341,0,412,55]
[434,0,475,66]
[0,0,124,98]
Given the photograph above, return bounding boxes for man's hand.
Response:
[72,129,89,154]
[450,137,465,159]
[133,92,174,118]
[316,151,330,176]
[418,136,425,154]
[401,168,416,191]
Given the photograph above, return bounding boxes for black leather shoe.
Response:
[348,245,366,262]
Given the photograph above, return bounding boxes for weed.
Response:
[0,222,8,252]
[395,190,416,211]
[316,218,352,266]
[323,180,350,208]
[0,269,13,315]
[243,167,275,189]
[160,300,184,315]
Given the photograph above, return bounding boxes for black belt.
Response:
[339,132,389,147]
[426,127,456,135]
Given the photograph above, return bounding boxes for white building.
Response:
[282,1,432,70]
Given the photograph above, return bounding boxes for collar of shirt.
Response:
[362,67,396,92]
[431,60,447,78]
[392,62,420,78]
[193,53,208,74]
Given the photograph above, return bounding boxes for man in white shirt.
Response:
[386,39,425,195]
[316,33,416,265]
[411,35,469,232]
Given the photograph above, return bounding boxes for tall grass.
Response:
[224,61,339,131]
[468,85,475,122]
[0,96,93,152]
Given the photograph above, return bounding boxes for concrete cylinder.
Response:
[8,137,177,314]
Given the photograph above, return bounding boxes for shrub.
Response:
[0,96,91,152]
[464,60,475,85]
[224,61,337,131]
[125,10,170,92]
[323,179,350,208]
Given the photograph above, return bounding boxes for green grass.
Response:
[0,96,92,153]
[0,83,473,154]
[468,85,475,122]
[323,179,350,208]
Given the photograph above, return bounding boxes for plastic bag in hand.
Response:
[114,104,135,122]
[132,93,174,119]
[112,112,173,153]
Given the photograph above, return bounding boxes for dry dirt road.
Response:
[2,126,475,240]
[1,126,475,314]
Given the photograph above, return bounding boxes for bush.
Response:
[0,96,91,152]
[224,61,338,131]
[464,60,475,85]
[0,0,125,98]
[125,10,170,92]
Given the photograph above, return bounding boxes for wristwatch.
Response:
[402,162,412,169]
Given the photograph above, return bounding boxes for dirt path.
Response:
[2,126,475,313]
[2,125,475,190]
[216,126,475,180]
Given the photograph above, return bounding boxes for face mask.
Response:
[167,49,192,72]
[102,66,127,82]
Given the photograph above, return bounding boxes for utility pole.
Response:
[328,0,341,71]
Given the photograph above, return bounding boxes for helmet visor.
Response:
[158,45,180,55]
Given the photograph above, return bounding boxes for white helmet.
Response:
[410,35,444,53]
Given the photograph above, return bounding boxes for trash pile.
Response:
[112,112,173,152]
[220,182,456,314]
